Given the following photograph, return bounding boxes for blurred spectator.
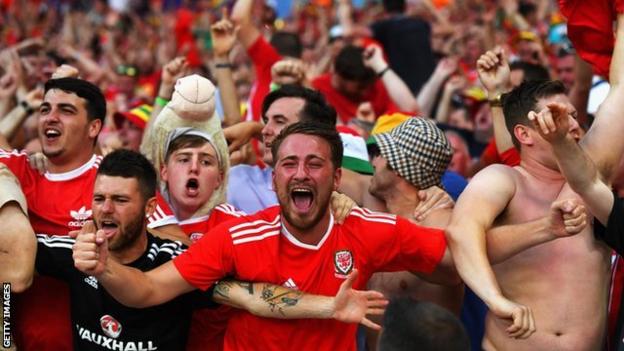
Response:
[378,298,470,351]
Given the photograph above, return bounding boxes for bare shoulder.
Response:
[466,164,519,193]
[453,164,518,221]
[419,208,451,229]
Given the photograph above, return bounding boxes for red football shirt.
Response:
[174,206,446,351]
[245,36,282,122]
[148,194,245,351]
[480,139,520,167]
[312,73,399,125]
[0,150,100,351]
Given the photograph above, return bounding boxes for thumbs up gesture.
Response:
[72,220,109,277]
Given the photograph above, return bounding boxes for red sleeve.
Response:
[352,209,446,274]
[379,217,447,274]
[559,0,616,78]
[480,139,502,165]
[147,192,177,226]
[173,221,236,291]
[0,149,33,188]
[247,36,282,122]
[500,147,521,167]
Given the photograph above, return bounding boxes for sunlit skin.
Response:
[38,89,101,173]
[516,94,581,171]
[368,155,399,199]
[92,175,156,264]
[161,142,223,221]
[261,97,305,165]
[272,134,341,245]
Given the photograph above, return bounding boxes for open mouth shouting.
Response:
[290,186,315,213]
[99,219,119,239]
[186,178,200,196]
[43,127,62,143]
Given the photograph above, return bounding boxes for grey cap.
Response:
[163,127,220,164]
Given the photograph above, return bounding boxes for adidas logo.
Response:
[68,206,92,227]
[282,278,298,290]
[84,276,99,289]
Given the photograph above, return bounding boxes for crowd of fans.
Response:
[0,0,621,350]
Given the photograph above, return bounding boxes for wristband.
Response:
[488,93,503,108]
[155,96,169,108]
[215,62,234,69]
[19,100,35,115]
[377,66,391,77]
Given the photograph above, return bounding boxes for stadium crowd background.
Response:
[0,0,616,350]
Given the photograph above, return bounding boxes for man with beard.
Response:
[24,149,386,350]
[73,122,459,351]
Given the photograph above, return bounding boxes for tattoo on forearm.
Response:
[261,284,303,316]
[214,281,233,300]
[238,281,254,295]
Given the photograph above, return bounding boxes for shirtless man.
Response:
[445,14,624,351]
[528,84,624,351]
[367,118,462,314]
[365,118,586,350]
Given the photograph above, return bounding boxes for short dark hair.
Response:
[334,45,376,84]
[510,61,551,82]
[270,31,303,59]
[502,80,566,149]
[97,149,157,201]
[379,298,469,351]
[44,77,106,122]
[262,85,337,127]
[271,122,343,170]
[165,134,211,162]
[383,0,406,13]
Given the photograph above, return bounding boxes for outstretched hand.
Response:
[527,102,571,143]
[211,7,239,58]
[332,269,388,330]
[72,220,109,277]
[548,199,587,238]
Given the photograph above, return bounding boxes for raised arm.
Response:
[445,164,535,339]
[362,45,419,114]
[476,47,513,153]
[418,57,459,119]
[213,269,387,330]
[231,0,261,49]
[0,164,35,293]
[140,57,189,158]
[486,199,587,263]
[581,14,624,179]
[567,54,593,129]
[211,9,242,127]
[72,224,195,308]
[528,102,613,224]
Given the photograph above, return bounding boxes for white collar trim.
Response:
[44,155,98,181]
[280,213,334,250]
